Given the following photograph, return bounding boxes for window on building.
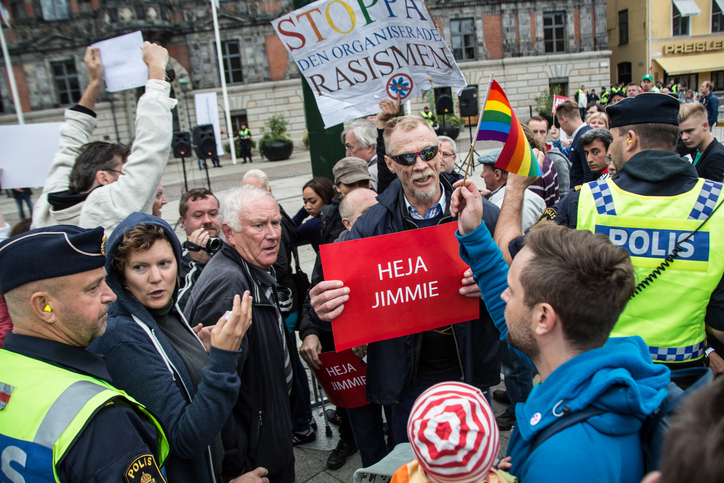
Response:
[543,12,566,53]
[51,60,81,106]
[672,4,690,36]
[619,10,629,45]
[40,0,69,20]
[221,40,244,85]
[714,1,724,33]
[450,18,476,61]
[712,70,724,91]
[617,62,632,85]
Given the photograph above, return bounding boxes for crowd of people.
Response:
[0,41,723,483]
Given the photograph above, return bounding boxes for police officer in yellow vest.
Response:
[0,225,169,483]
[238,124,253,164]
[496,93,724,372]
[420,106,435,126]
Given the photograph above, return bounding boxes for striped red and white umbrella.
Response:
[407,382,499,483]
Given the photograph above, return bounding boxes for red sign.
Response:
[312,350,370,409]
[551,94,573,115]
[320,223,479,352]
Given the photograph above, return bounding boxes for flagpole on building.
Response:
[0,4,24,124]
[461,74,493,185]
[210,0,237,164]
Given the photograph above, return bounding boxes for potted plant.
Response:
[258,114,294,161]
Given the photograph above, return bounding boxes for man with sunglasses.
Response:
[33,42,176,236]
[309,115,502,444]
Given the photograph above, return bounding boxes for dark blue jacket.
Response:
[568,124,593,188]
[88,213,242,483]
[347,177,502,405]
[702,93,719,129]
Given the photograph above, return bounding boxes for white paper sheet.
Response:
[0,123,63,189]
[92,31,148,93]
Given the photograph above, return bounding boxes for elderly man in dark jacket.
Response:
[184,185,296,483]
[310,115,502,444]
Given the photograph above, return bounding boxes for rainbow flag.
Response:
[476,80,542,177]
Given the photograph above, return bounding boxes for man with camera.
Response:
[177,188,221,311]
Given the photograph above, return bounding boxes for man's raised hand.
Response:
[377,92,401,128]
[84,47,104,83]
[451,178,483,236]
[141,41,169,81]
[309,280,349,322]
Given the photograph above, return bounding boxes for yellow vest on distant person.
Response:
[577,177,724,363]
[0,349,169,482]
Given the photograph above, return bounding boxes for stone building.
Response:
[0,0,611,147]
[608,0,724,92]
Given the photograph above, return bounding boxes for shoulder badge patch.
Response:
[574,185,582,192]
[124,455,166,483]
[0,382,14,410]
[537,207,558,223]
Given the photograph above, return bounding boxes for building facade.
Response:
[0,0,610,146]
[608,0,724,92]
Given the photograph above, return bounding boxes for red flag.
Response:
[551,94,573,115]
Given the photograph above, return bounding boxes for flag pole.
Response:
[211,0,237,164]
[461,74,493,186]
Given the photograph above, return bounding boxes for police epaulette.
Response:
[574,185,582,191]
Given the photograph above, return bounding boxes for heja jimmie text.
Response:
[372,256,439,308]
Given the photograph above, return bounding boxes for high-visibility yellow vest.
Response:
[577,177,724,363]
[421,110,434,125]
[239,128,250,139]
[0,349,169,482]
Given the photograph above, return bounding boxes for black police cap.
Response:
[0,225,106,293]
[606,92,679,128]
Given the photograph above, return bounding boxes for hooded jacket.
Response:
[457,221,670,483]
[183,242,297,483]
[347,177,503,405]
[31,81,176,234]
[88,212,242,483]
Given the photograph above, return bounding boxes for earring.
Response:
[44,305,52,313]
[628,140,632,145]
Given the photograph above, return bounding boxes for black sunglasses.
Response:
[389,145,439,166]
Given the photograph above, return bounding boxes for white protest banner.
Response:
[91,31,148,93]
[0,123,62,189]
[195,92,225,156]
[272,0,466,127]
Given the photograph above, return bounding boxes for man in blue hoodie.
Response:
[451,179,670,482]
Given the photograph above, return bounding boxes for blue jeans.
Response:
[389,368,489,444]
[347,403,391,467]
[292,350,313,432]
[501,344,533,418]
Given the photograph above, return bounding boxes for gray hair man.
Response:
[184,185,296,483]
[342,119,379,190]
[308,115,502,446]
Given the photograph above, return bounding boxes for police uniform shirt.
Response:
[2,334,166,483]
[515,150,724,338]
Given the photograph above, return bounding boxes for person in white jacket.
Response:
[32,42,177,235]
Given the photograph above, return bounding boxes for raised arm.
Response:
[78,47,104,111]
[31,47,104,228]
[79,42,177,233]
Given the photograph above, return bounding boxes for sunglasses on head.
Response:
[388,145,439,166]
